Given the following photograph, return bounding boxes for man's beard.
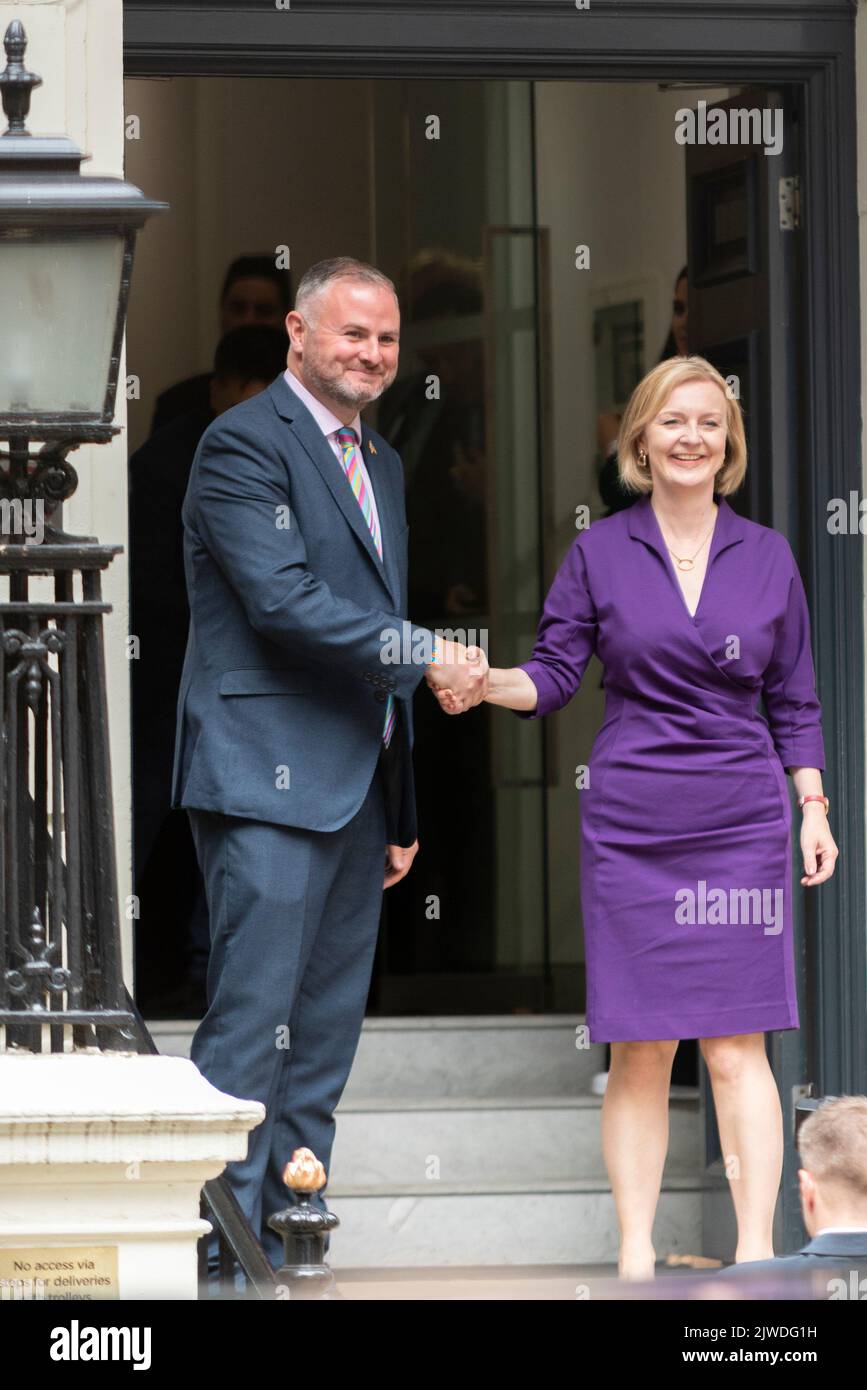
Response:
[303,354,394,408]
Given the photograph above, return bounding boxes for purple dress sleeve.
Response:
[514,536,598,721]
[760,546,825,771]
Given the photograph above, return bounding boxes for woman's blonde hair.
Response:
[617,354,747,497]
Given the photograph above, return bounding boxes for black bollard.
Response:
[267,1147,340,1300]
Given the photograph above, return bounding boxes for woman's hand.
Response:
[428,665,540,715]
[799,806,839,886]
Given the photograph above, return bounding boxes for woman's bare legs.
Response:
[602,1039,680,1279]
[700,1032,781,1262]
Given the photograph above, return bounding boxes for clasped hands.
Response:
[424,638,489,714]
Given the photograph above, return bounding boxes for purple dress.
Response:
[518,493,825,1042]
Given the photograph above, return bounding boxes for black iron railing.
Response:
[0,539,138,1052]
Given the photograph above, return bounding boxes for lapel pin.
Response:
[368,440,377,455]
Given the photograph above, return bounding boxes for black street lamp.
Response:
[0,21,167,1051]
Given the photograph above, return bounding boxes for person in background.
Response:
[130,325,290,1016]
[716,1096,867,1281]
[148,254,291,436]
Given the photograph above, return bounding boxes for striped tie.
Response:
[335,426,396,748]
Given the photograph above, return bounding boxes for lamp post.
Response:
[0,19,167,1053]
[0,27,266,1300]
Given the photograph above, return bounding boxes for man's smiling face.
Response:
[287,278,400,413]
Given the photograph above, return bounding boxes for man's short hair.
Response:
[212,326,288,387]
[294,257,398,321]
[798,1096,867,1198]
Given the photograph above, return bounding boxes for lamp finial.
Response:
[1,21,42,137]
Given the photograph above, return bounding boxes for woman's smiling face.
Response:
[639,379,728,491]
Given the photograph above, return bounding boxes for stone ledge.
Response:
[0,1053,264,1166]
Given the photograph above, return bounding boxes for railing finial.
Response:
[1,20,42,137]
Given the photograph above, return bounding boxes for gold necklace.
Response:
[657,508,717,572]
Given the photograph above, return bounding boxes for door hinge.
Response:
[779,175,801,230]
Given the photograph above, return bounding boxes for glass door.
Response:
[371,81,551,1013]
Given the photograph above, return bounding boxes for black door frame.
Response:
[124,1,866,1104]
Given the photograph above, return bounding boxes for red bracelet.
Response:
[797,794,829,813]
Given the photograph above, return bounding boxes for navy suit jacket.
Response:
[170,372,432,843]
[715,1231,867,1277]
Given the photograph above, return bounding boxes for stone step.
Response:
[329,1265,615,1299]
[147,1014,708,1268]
[343,1016,607,1100]
[325,1179,705,1268]
[329,1093,700,1186]
[146,1014,610,1100]
[329,1262,713,1298]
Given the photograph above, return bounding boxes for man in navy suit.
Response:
[171,257,488,1267]
[716,1096,867,1288]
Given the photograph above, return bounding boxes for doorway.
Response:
[125,73,804,1021]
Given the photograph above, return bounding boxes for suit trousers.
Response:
[187,763,387,1269]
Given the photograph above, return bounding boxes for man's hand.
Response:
[425,641,489,714]
[384,839,419,889]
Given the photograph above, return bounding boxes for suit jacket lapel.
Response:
[360,420,402,609]
[269,375,399,609]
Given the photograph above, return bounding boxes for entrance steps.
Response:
[149,1014,708,1269]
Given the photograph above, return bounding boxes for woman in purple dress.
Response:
[430,355,839,1280]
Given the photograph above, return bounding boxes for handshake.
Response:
[424,638,490,715]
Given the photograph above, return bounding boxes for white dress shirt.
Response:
[813,1226,867,1236]
[283,367,384,554]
